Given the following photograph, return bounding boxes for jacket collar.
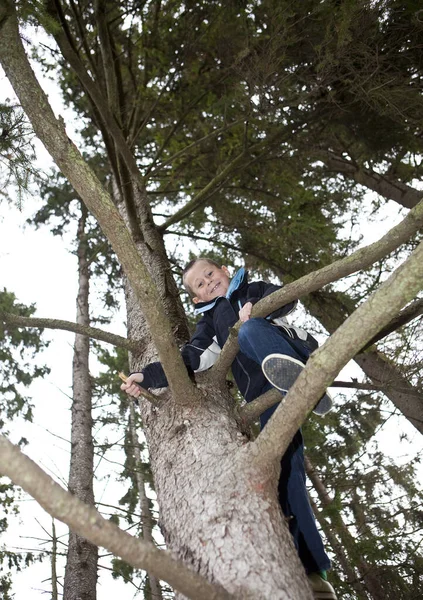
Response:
[193,267,247,316]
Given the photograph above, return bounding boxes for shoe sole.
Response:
[261,353,334,416]
[261,354,305,393]
[308,574,337,599]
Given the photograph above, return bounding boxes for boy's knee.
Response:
[238,317,264,343]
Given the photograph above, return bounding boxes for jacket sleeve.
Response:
[137,315,220,390]
[249,281,298,319]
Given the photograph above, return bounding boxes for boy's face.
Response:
[185,260,230,304]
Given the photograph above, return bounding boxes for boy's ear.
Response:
[222,266,230,275]
[192,296,199,304]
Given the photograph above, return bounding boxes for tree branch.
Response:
[148,119,243,176]
[239,380,394,426]
[320,149,422,209]
[0,312,141,352]
[0,435,233,600]
[212,197,423,381]
[361,297,423,350]
[251,236,423,469]
[0,2,195,402]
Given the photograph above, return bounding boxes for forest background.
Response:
[0,1,423,600]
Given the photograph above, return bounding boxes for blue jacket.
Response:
[139,270,318,402]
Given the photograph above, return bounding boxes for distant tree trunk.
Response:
[129,402,163,600]
[305,457,386,600]
[63,206,98,600]
[307,493,369,599]
[51,519,58,600]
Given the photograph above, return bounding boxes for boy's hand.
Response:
[239,301,253,322]
[120,372,144,399]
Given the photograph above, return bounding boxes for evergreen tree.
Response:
[0,1,422,598]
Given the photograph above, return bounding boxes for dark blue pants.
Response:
[238,318,331,573]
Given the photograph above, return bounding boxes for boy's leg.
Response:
[277,429,331,575]
[239,321,335,591]
[238,318,332,415]
[238,317,310,365]
[259,397,331,574]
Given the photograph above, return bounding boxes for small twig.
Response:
[118,372,161,407]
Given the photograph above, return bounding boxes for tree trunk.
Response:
[140,385,313,600]
[129,402,163,600]
[123,255,313,599]
[63,207,98,600]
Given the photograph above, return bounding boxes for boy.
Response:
[122,258,336,600]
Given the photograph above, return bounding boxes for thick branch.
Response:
[212,197,423,380]
[0,435,233,600]
[0,312,141,352]
[361,297,423,350]
[321,150,423,209]
[240,299,423,424]
[0,3,195,401]
[251,236,423,468]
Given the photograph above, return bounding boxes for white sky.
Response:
[1,32,422,600]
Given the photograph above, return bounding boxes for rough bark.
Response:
[138,384,313,600]
[63,207,98,600]
[129,402,163,600]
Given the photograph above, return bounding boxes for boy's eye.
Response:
[198,282,203,288]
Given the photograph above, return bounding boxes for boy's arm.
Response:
[124,316,219,392]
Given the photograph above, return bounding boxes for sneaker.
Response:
[313,390,334,417]
[308,572,337,599]
[261,353,333,416]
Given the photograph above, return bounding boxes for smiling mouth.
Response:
[210,282,220,294]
